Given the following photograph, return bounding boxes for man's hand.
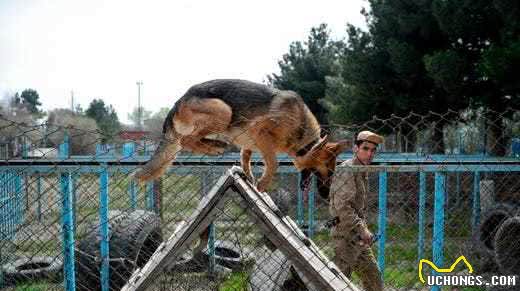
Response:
[359,228,373,246]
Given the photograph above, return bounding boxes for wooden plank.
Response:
[230,168,360,291]
[121,170,236,291]
[122,166,359,291]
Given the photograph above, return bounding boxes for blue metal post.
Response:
[456,172,461,202]
[122,142,135,159]
[432,172,446,291]
[297,173,304,226]
[472,172,481,234]
[14,172,23,226]
[21,136,28,158]
[72,173,78,234]
[445,174,449,209]
[378,171,387,278]
[418,172,426,263]
[96,144,105,156]
[201,172,216,273]
[307,175,316,238]
[60,172,75,291]
[146,182,154,212]
[208,223,216,274]
[99,168,110,291]
[37,174,43,222]
[59,133,69,159]
[125,141,138,210]
[129,180,137,210]
[0,172,5,241]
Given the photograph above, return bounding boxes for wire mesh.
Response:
[0,108,519,291]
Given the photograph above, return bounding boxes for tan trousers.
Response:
[332,227,384,291]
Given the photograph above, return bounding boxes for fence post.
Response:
[0,172,4,288]
[123,142,135,159]
[60,172,75,291]
[378,170,387,279]
[153,179,163,220]
[72,172,78,234]
[307,175,316,238]
[21,136,28,158]
[297,173,304,226]
[208,222,216,274]
[99,167,110,291]
[432,172,446,291]
[418,172,426,263]
[128,180,138,210]
[201,170,216,274]
[472,171,481,234]
[14,171,23,227]
[59,132,69,159]
[124,142,138,209]
[146,182,155,212]
[37,173,43,222]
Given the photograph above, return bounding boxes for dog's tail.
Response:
[133,132,181,182]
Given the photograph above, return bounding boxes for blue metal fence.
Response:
[0,138,519,290]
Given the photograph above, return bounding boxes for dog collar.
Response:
[296,138,320,157]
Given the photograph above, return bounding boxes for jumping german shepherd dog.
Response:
[134,79,348,199]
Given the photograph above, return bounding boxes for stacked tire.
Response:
[494,216,520,275]
[75,210,163,291]
[1,256,63,286]
[475,202,520,272]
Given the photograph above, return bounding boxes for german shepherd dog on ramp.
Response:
[134,79,348,199]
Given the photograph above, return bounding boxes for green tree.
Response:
[326,1,452,152]
[85,99,121,142]
[268,24,344,125]
[326,0,518,154]
[20,89,43,115]
[143,107,170,137]
[128,106,152,130]
[47,109,100,155]
[430,0,520,155]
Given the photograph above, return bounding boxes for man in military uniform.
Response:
[329,130,384,291]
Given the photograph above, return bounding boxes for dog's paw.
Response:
[256,179,269,193]
[244,172,255,184]
[131,169,150,183]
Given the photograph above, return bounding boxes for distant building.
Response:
[119,130,149,141]
[118,130,155,155]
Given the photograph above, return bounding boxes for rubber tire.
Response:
[196,240,244,271]
[494,216,520,275]
[75,210,128,291]
[75,210,163,291]
[166,252,206,273]
[1,256,62,286]
[475,203,519,271]
[282,266,308,291]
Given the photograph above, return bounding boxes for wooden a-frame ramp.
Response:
[121,166,360,291]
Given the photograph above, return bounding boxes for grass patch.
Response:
[218,271,250,291]
[13,282,56,291]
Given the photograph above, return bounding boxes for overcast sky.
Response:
[0,0,367,124]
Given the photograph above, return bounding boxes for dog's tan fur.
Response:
[135,79,348,194]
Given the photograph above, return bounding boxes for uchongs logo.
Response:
[418,255,473,284]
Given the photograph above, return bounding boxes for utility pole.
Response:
[136,81,143,130]
[71,90,74,113]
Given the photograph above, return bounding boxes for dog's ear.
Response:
[309,135,329,153]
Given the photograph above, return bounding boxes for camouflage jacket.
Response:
[329,158,369,234]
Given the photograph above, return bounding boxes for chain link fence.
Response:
[0,108,519,291]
